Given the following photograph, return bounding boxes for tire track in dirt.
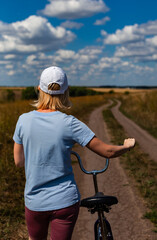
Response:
[111,100,157,163]
[72,103,156,240]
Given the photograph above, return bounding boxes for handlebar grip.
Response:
[71,151,109,175]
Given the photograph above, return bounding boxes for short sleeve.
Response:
[71,116,95,147]
[13,117,22,144]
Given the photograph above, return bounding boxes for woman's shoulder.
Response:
[60,112,80,121]
[18,111,35,121]
[57,112,81,127]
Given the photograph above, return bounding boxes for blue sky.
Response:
[0,0,157,86]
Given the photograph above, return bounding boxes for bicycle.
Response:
[71,151,118,240]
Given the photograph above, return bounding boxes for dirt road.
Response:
[72,103,156,240]
[111,100,157,163]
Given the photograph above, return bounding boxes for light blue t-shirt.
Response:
[13,110,95,211]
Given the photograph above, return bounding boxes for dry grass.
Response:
[119,90,157,138]
[0,88,24,102]
[89,87,153,93]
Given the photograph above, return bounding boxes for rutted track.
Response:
[72,103,156,240]
[111,100,157,163]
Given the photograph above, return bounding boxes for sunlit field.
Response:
[90,87,154,93]
[119,90,157,138]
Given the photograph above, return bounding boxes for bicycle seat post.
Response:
[93,172,99,194]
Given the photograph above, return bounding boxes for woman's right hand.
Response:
[124,138,135,150]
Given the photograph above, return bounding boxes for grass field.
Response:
[119,90,157,138]
[90,87,156,93]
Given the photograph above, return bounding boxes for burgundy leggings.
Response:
[25,202,80,240]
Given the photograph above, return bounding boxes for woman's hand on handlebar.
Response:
[123,138,135,150]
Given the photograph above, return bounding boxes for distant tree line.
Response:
[22,87,38,100]
[69,86,103,97]
[21,86,103,100]
[98,85,157,89]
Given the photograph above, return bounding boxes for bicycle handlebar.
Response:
[71,151,109,175]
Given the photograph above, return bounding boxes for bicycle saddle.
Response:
[80,192,118,208]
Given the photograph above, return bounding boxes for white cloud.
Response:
[101,30,107,36]
[103,20,157,45]
[4,54,16,59]
[52,46,103,65]
[78,46,103,56]
[114,38,157,62]
[97,57,122,70]
[102,20,157,63]
[0,15,75,53]
[54,49,77,62]
[7,70,15,76]
[0,60,10,65]
[136,20,157,35]
[104,24,143,45]
[5,65,13,69]
[61,20,84,29]
[21,46,104,84]
[146,36,157,47]
[39,0,109,19]
[26,55,40,65]
[87,56,154,84]
[77,46,103,64]
[94,16,110,26]
[115,44,154,58]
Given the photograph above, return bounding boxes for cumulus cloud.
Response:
[146,36,157,47]
[88,56,154,84]
[53,49,77,63]
[18,46,104,84]
[114,38,157,62]
[61,20,84,29]
[103,20,157,45]
[101,30,107,36]
[51,46,103,65]
[26,55,40,65]
[103,24,144,45]
[115,42,154,58]
[102,20,157,63]
[136,20,157,35]
[0,15,75,53]
[7,70,15,76]
[95,57,124,71]
[77,46,103,64]
[39,0,109,19]
[94,16,110,25]
[4,54,17,59]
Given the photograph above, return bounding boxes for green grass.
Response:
[103,107,157,231]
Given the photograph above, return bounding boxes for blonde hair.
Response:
[34,83,72,110]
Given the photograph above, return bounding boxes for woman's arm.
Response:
[86,137,135,158]
[14,142,25,167]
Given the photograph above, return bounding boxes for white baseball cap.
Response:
[39,66,68,95]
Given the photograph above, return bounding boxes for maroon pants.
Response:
[25,202,80,240]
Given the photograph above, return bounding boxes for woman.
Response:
[13,66,135,240]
